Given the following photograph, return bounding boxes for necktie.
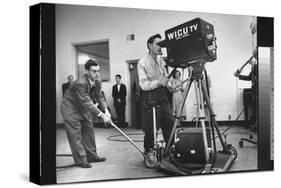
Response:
[90,86,97,104]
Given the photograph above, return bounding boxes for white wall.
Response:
[56,4,254,124]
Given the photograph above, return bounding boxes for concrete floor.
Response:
[56,125,257,184]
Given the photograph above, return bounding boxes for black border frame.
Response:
[30,3,57,184]
[30,3,40,184]
[257,17,274,171]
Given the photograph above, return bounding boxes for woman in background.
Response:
[171,70,186,119]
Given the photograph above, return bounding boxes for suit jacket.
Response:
[112,83,127,106]
[61,76,107,122]
[62,82,70,97]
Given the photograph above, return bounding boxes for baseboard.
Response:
[56,122,129,129]
[57,120,251,129]
[180,120,253,127]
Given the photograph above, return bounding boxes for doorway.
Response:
[75,40,110,81]
[128,60,142,129]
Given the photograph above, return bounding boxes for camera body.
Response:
[159,18,217,68]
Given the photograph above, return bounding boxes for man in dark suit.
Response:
[62,75,74,97]
[60,59,112,168]
[112,74,127,127]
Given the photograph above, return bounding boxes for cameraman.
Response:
[137,34,174,158]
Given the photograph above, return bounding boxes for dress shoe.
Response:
[76,162,92,168]
[88,156,106,163]
[144,149,157,168]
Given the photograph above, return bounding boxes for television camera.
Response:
[158,17,217,69]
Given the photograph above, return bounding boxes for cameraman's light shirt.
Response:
[138,53,170,91]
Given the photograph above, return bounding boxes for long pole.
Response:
[110,121,144,154]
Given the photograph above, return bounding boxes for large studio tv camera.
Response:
[158,18,217,68]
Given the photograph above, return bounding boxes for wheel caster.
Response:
[201,169,215,174]
[228,145,238,160]
[239,140,244,148]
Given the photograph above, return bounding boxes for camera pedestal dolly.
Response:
[157,63,237,174]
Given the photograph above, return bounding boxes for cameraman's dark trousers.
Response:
[141,90,174,152]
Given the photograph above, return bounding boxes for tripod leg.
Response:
[200,81,227,152]
[201,72,217,158]
[164,78,194,156]
[195,80,210,162]
[205,105,217,163]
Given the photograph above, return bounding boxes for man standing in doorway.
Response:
[61,59,112,168]
[112,74,127,127]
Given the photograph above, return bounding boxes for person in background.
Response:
[62,75,74,97]
[60,59,111,168]
[112,74,127,127]
[137,33,174,158]
[171,70,186,119]
[234,49,257,130]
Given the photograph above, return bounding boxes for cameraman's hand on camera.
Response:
[159,77,169,87]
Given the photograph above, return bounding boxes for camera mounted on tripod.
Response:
[158,18,217,69]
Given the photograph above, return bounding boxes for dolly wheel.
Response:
[239,140,244,148]
[201,169,215,174]
[228,145,238,161]
[144,152,158,168]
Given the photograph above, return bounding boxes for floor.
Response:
[56,125,257,184]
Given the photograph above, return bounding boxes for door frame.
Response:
[126,59,140,128]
